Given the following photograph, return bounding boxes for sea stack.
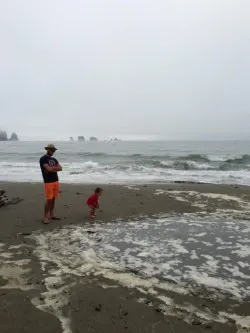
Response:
[9,132,19,141]
[90,136,98,141]
[110,137,120,141]
[78,136,85,141]
[0,130,8,141]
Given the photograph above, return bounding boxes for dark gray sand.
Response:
[0,182,250,333]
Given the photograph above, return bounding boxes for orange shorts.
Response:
[44,181,59,200]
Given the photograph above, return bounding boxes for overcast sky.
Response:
[1,0,250,140]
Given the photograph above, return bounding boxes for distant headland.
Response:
[0,130,19,141]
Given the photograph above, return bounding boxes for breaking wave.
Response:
[176,154,211,163]
[64,153,250,171]
[146,155,250,171]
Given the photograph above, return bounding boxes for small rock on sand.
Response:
[154,307,162,313]
[94,304,102,312]
[192,318,202,325]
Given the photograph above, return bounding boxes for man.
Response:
[39,144,62,224]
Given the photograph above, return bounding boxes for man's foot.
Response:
[42,219,50,224]
[51,217,61,221]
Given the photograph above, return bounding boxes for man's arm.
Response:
[54,159,62,171]
[43,164,62,172]
[57,164,62,171]
[54,164,62,171]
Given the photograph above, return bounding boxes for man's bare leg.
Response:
[44,199,52,223]
[49,198,55,218]
[50,198,61,220]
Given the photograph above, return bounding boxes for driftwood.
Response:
[0,189,8,208]
[0,189,23,208]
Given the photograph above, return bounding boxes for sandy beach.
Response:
[0,182,250,333]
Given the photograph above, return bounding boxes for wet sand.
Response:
[0,182,250,333]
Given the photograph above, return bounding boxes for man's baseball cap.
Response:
[45,144,57,151]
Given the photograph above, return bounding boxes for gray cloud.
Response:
[1,0,250,140]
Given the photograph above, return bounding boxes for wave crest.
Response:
[177,154,211,163]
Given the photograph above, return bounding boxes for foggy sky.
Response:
[1,0,250,141]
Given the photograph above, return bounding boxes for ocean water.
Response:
[0,140,250,185]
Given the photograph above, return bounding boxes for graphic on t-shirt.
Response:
[48,159,56,167]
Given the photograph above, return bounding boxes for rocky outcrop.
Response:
[0,130,19,141]
[9,132,19,141]
[0,130,8,141]
[78,136,85,141]
[90,136,98,141]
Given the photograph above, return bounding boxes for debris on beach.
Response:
[0,189,8,208]
[0,189,23,208]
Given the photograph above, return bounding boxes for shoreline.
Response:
[1,181,250,241]
[0,182,250,333]
[1,179,250,185]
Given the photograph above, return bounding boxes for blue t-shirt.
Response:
[39,155,59,183]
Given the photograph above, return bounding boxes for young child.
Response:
[86,187,103,219]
